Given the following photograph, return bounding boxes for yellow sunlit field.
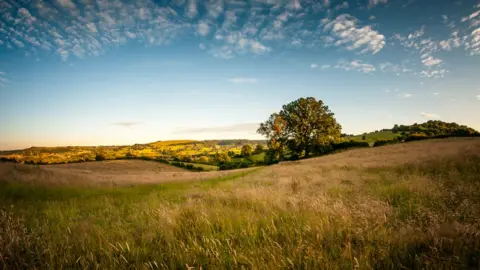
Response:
[1,138,479,268]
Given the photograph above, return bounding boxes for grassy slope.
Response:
[349,131,401,143]
[1,139,480,269]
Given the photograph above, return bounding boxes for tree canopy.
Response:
[258,97,342,159]
[392,121,479,137]
[241,144,253,157]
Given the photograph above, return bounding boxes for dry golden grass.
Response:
[0,159,254,187]
[1,138,480,269]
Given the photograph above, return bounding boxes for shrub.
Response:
[95,154,106,161]
[373,140,399,147]
[404,133,429,142]
[331,141,369,150]
[239,162,249,168]
[197,156,210,163]
[264,149,281,165]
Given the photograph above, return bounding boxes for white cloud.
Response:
[227,77,258,84]
[56,0,76,10]
[18,8,36,25]
[421,112,440,118]
[310,63,318,68]
[369,0,387,8]
[205,0,224,18]
[421,55,442,66]
[419,69,448,79]
[466,28,480,55]
[477,94,480,100]
[185,0,198,18]
[433,92,439,96]
[379,62,409,74]
[401,93,412,98]
[462,10,480,22]
[324,14,385,54]
[111,121,142,128]
[197,21,210,36]
[335,2,349,10]
[286,0,301,10]
[321,64,331,69]
[86,23,98,33]
[199,43,206,50]
[335,60,376,73]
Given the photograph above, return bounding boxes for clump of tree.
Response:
[254,144,264,154]
[258,97,342,163]
[241,144,253,157]
[197,156,210,164]
[215,152,231,164]
[392,121,479,137]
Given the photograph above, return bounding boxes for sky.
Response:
[0,0,479,150]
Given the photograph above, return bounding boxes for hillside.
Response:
[1,138,479,268]
[0,139,267,170]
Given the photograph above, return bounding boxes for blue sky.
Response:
[0,0,479,150]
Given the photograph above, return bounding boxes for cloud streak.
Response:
[421,112,440,118]
[335,60,376,73]
[111,121,142,128]
[173,123,259,134]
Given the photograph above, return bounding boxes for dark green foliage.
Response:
[95,154,106,161]
[312,141,369,156]
[404,134,430,142]
[373,140,399,147]
[258,97,342,159]
[332,140,370,150]
[392,120,479,137]
[254,144,264,154]
[262,149,280,165]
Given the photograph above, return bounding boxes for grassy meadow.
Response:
[1,138,480,269]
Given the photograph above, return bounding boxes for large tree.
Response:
[258,97,342,158]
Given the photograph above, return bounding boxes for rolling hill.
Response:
[1,138,479,268]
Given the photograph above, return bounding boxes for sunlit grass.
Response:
[1,151,479,268]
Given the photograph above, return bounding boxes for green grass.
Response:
[249,152,265,162]
[1,154,480,269]
[349,131,401,144]
[170,161,219,171]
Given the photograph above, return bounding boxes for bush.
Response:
[264,149,281,165]
[331,141,369,150]
[404,133,429,142]
[239,162,249,168]
[373,140,399,147]
[313,144,334,155]
[95,154,106,161]
[219,163,239,170]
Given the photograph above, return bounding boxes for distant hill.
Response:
[345,121,479,145]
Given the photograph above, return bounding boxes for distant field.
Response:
[348,131,401,143]
[1,138,480,268]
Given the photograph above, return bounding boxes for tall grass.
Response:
[1,155,479,269]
